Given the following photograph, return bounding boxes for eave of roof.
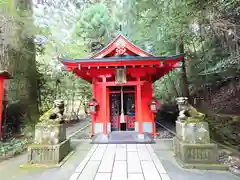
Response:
[59,54,184,63]
[0,71,12,79]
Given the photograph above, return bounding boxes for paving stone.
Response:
[75,157,89,173]
[91,146,106,161]
[89,144,99,153]
[117,144,126,149]
[70,143,172,180]
[128,173,145,180]
[137,144,147,148]
[105,146,116,154]
[138,149,152,161]
[77,161,101,180]
[112,161,127,178]
[69,172,80,180]
[151,153,167,173]
[98,150,115,172]
[75,145,97,173]
[94,173,111,180]
[141,161,162,180]
[127,151,140,161]
[137,144,148,152]
[127,144,137,151]
[146,144,155,153]
[160,173,171,180]
[111,177,127,180]
[108,144,117,148]
[115,149,126,161]
[127,152,142,173]
[98,144,108,148]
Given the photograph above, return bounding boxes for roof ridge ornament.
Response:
[114,38,126,56]
[115,47,126,56]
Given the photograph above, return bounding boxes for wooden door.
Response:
[110,93,121,131]
[125,93,135,130]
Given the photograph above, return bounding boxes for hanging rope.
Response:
[120,86,125,123]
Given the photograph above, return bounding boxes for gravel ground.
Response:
[218,149,240,176]
[156,130,175,139]
[155,121,176,139]
[218,149,232,165]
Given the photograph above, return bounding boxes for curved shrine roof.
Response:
[58,34,184,83]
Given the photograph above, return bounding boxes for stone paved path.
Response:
[69,144,170,180]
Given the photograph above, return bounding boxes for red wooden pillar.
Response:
[149,80,156,137]
[0,77,4,139]
[0,71,11,139]
[137,77,142,134]
[106,87,110,130]
[102,76,107,135]
[91,78,96,137]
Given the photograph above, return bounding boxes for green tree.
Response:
[7,0,39,124]
[75,3,116,53]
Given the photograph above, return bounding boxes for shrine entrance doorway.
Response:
[109,86,136,132]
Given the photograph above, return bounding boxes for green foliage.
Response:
[22,0,240,117]
[206,114,240,150]
[232,116,240,122]
[0,0,14,14]
[75,3,115,47]
[36,49,91,115]
[153,69,181,101]
[126,0,240,101]
[0,139,29,156]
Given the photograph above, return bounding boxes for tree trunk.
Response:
[8,0,39,124]
[176,40,190,99]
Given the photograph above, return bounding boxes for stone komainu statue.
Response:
[40,100,65,124]
[49,100,65,123]
[173,97,223,168]
[34,99,66,145]
[28,99,70,165]
[176,97,205,122]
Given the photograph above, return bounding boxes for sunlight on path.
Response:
[69,144,169,180]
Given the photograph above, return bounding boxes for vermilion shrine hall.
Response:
[59,34,183,141]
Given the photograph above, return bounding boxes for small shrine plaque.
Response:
[116,69,127,84]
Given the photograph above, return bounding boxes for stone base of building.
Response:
[27,139,71,165]
[91,131,155,144]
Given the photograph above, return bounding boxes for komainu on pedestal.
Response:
[27,100,71,165]
[173,97,228,170]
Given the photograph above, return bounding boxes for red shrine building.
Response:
[59,34,183,140]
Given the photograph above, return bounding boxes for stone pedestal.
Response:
[173,121,227,170]
[173,97,228,169]
[34,122,66,145]
[27,139,70,164]
[176,121,210,144]
[27,121,70,165]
